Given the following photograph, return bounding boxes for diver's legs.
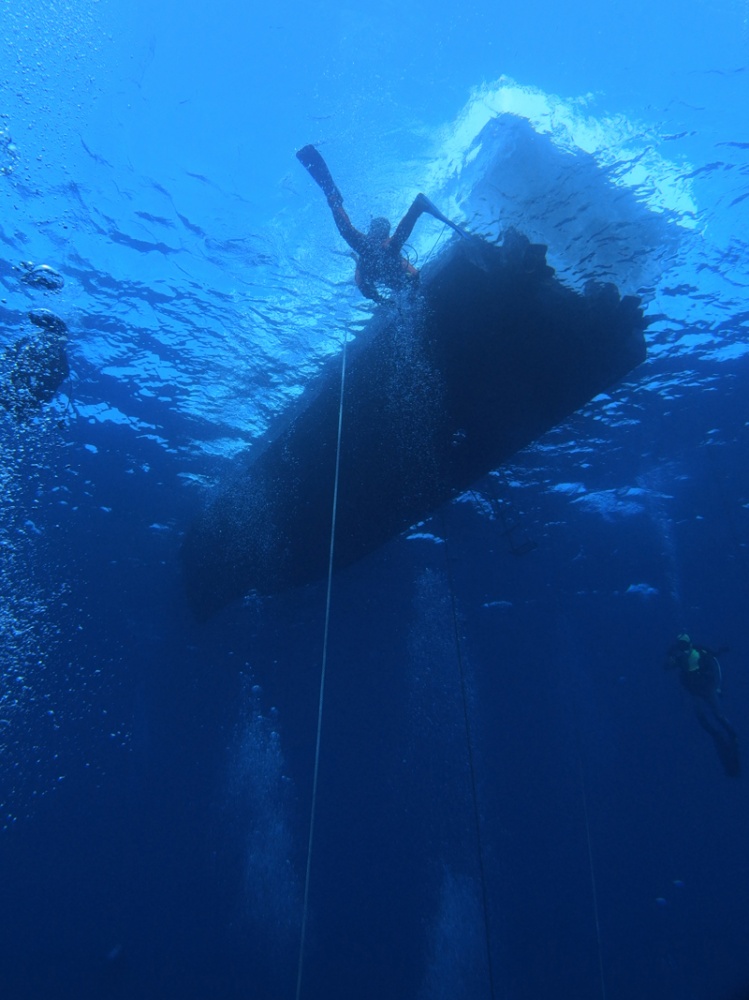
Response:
[412,194,468,238]
[391,193,465,251]
[296,145,366,253]
[695,702,719,736]
[695,700,741,777]
[329,202,365,252]
[706,689,737,738]
[390,198,426,252]
[697,695,737,740]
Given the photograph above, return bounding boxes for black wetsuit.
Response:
[328,198,422,302]
[296,144,428,303]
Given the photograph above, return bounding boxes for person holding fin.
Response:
[296,144,465,304]
[665,633,740,777]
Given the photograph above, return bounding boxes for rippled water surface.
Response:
[2,2,749,998]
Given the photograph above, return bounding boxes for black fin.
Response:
[709,727,741,778]
[296,145,342,204]
[415,193,469,239]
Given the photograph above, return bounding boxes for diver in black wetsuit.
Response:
[296,144,465,304]
[665,633,740,777]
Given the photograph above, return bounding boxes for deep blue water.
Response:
[2,1,749,998]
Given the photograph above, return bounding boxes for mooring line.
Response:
[295,327,348,1000]
[577,751,607,1000]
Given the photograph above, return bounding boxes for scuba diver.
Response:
[296,144,466,304]
[0,308,69,418]
[665,633,740,777]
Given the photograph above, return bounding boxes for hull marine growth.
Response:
[182,231,647,619]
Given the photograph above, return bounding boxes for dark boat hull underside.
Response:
[182,231,647,618]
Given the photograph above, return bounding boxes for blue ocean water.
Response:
[2,0,749,997]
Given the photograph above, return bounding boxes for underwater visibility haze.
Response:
[2,1,749,998]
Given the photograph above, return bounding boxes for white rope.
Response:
[578,754,608,1000]
[295,327,349,1000]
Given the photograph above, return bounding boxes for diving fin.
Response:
[698,713,741,778]
[713,729,741,778]
[414,193,469,239]
[296,145,343,205]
